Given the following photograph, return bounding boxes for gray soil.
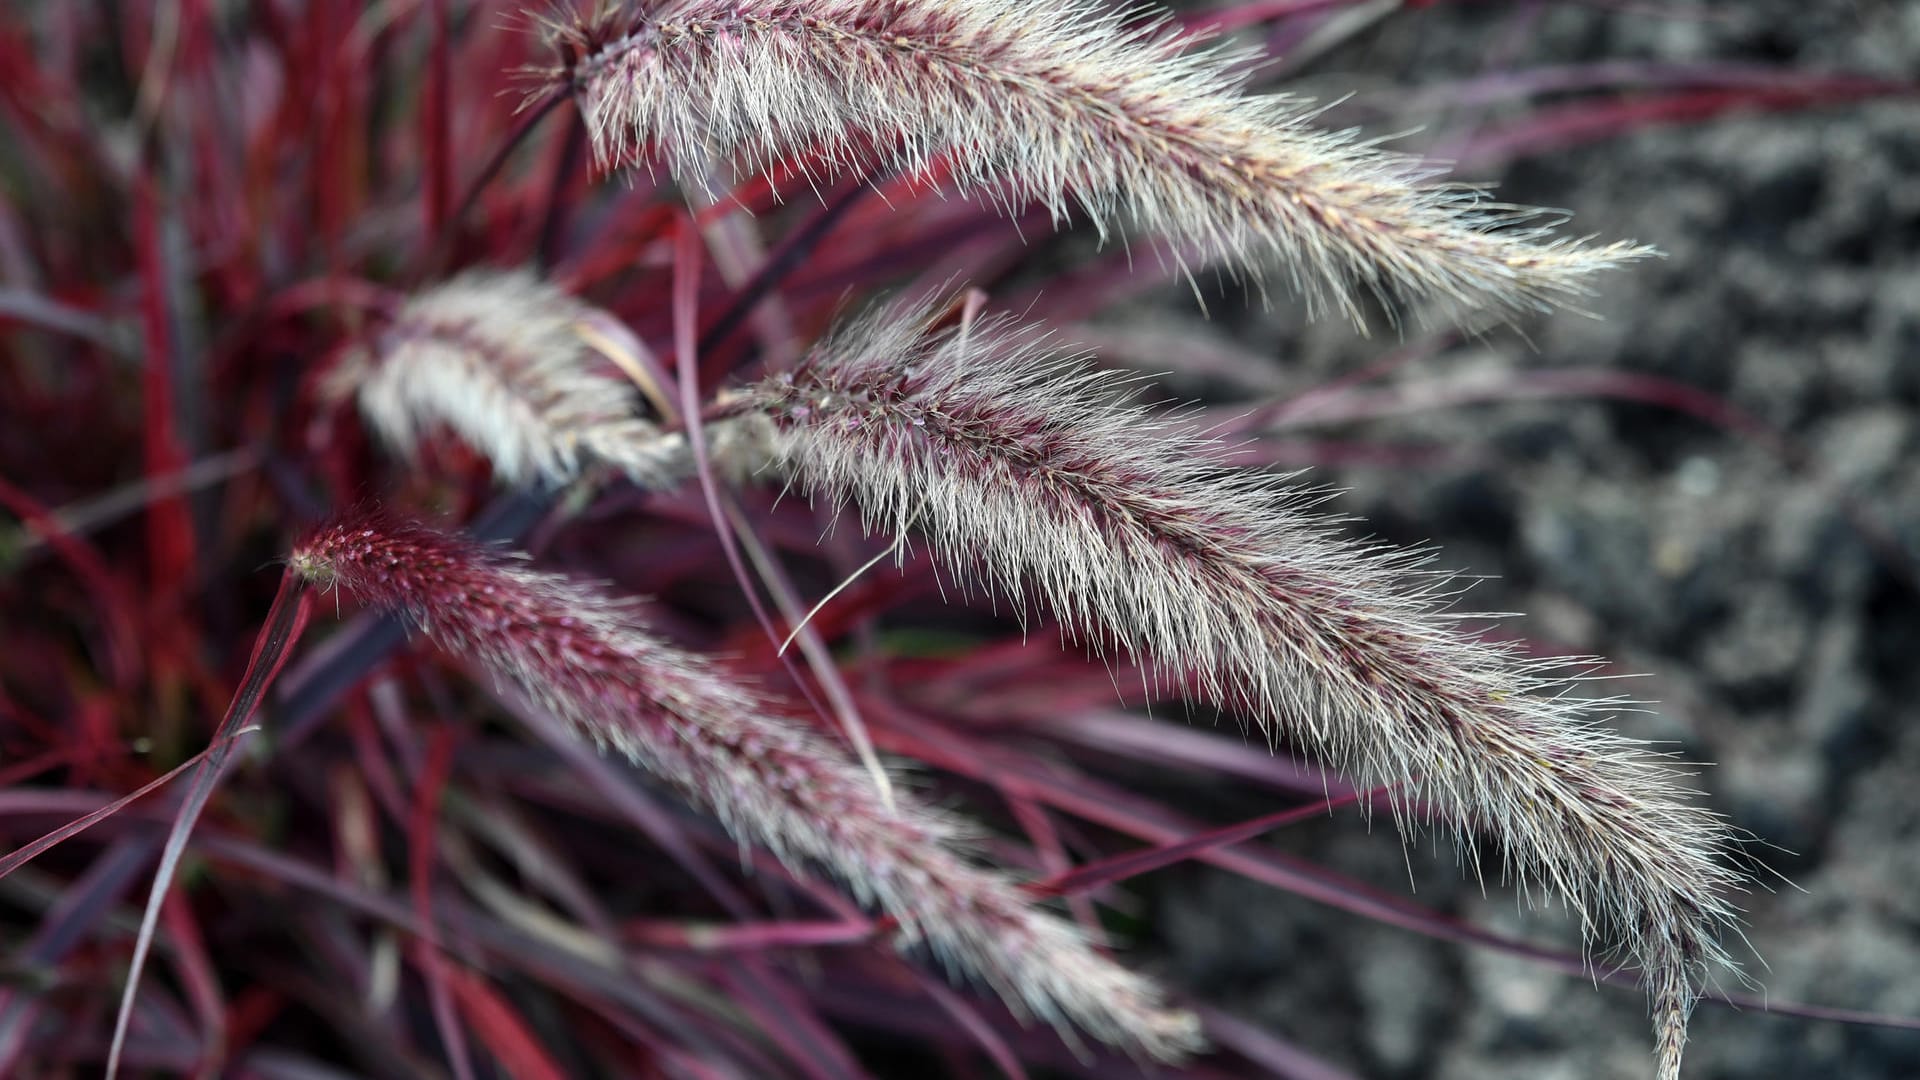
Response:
[1105,2,1920,1077]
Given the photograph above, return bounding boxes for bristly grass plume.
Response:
[332,270,685,489]
[25,1,1914,1076]
[348,267,1745,1077]
[290,511,1205,1063]
[543,0,1655,322]
[720,298,1744,1080]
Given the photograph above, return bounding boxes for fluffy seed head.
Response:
[550,0,1653,322]
[333,270,686,488]
[728,299,1744,1079]
[291,510,1203,1062]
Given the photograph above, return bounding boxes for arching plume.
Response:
[548,1,1654,322]
[334,270,686,488]
[291,511,1204,1062]
[721,299,1742,1079]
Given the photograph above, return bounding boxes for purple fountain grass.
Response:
[333,270,686,489]
[720,299,1744,1080]
[16,0,1914,1074]
[543,0,1654,322]
[288,510,1204,1063]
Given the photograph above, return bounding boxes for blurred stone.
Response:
[1141,2,1920,1076]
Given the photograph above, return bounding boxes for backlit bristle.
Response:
[292,509,1205,1063]
[555,1,1654,324]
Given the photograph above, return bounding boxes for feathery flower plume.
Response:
[289,510,1203,1062]
[726,301,1743,1079]
[547,1,1653,321]
[334,270,686,488]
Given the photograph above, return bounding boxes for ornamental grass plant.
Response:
[1,2,1914,1078]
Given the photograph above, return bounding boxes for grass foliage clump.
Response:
[22,2,1912,1076]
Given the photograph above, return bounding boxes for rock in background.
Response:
[1125,2,1920,1076]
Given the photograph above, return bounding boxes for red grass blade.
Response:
[132,174,196,598]
[422,0,453,238]
[1458,79,1919,169]
[408,728,475,1080]
[106,572,311,1079]
[437,965,570,1080]
[1031,788,1380,899]
[0,757,203,881]
[1193,1005,1359,1080]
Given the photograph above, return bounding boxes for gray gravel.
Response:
[1120,2,1920,1076]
